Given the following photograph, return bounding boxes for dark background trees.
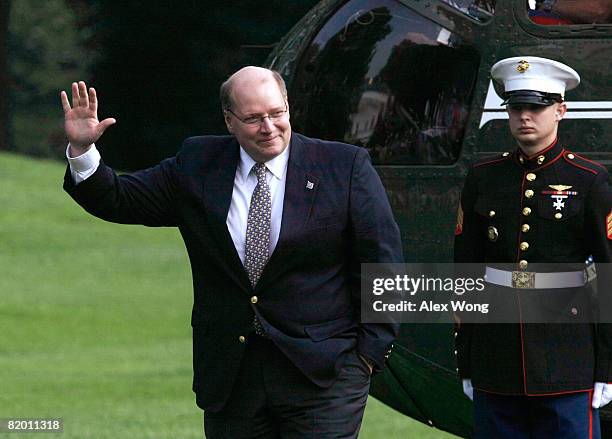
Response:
[0,0,9,151]
[6,0,318,169]
[8,0,93,157]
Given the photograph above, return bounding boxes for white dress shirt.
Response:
[227,146,288,263]
[66,143,289,263]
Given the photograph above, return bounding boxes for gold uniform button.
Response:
[555,213,563,220]
[525,189,534,198]
[250,296,258,304]
[568,153,575,160]
[537,155,545,164]
[521,224,530,233]
[522,207,532,216]
[520,242,529,251]
[519,260,528,270]
[526,173,536,182]
[489,210,496,217]
[239,335,246,343]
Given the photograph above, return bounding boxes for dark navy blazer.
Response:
[64,132,403,411]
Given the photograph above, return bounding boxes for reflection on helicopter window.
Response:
[439,0,495,22]
[291,0,479,165]
[527,0,612,25]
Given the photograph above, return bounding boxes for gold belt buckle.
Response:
[512,271,535,289]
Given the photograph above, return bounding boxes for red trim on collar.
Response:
[525,148,565,172]
[517,149,566,173]
[521,138,559,160]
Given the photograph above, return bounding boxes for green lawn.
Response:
[0,151,456,438]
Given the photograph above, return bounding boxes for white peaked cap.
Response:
[491,56,580,98]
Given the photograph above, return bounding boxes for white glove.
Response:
[592,382,612,409]
[462,378,474,401]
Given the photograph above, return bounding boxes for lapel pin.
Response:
[306,181,314,190]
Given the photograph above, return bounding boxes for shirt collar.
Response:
[237,143,290,181]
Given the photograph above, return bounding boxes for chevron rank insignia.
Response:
[607,211,612,240]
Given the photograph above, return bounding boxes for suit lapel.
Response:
[201,140,251,292]
[258,134,319,289]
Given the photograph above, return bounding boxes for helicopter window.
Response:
[290,0,479,165]
[439,0,495,23]
[527,0,612,25]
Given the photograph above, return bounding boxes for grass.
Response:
[0,151,456,438]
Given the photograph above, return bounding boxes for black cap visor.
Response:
[501,90,562,106]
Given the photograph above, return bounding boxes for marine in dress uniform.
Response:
[454,57,612,438]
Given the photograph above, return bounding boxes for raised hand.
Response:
[60,81,116,156]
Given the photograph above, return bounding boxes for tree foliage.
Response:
[8,0,92,157]
[0,0,10,150]
[91,0,318,170]
[7,0,319,165]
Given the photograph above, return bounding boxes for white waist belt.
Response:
[485,266,587,289]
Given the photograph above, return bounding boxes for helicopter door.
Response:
[290,0,485,262]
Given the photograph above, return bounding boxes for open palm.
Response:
[60,81,116,153]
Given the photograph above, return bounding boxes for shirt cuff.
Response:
[66,144,101,184]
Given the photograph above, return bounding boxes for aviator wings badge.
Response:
[541,185,578,211]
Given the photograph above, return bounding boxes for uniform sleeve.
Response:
[453,166,484,379]
[585,169,612,382]
[454,166,484,263]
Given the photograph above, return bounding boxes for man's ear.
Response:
[224,112,234,133]
[556,103,567,120]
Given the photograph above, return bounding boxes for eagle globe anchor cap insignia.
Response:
[491,56,580,106]
[517,59,530,73]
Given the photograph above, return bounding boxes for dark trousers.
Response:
[474,389,600,439]
[203,335,371,439]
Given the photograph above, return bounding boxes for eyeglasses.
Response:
[225,104,288,126]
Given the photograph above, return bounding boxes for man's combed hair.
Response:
[220,69,288,112]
